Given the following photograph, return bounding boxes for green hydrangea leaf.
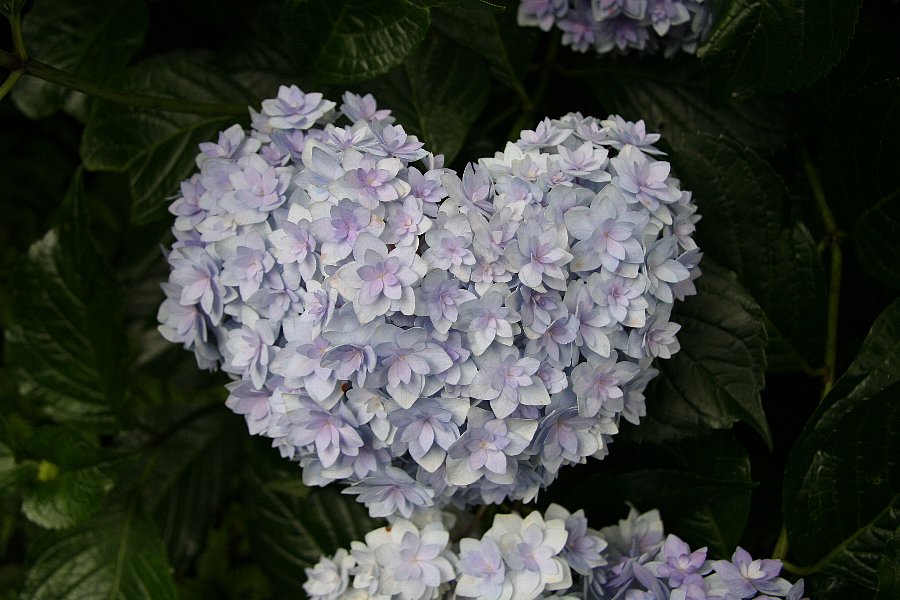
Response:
[820,78,900,289]
[876,527,900,599]
[431,4,539,88]
[699,0,863,97]
[241,438,379,596]
[562,432,755,558]
[281,0,430,84]
[0,442,37,497]
[854,193,900,290]
[673,133,827,371]
[783,299,900,588]
[21,506,177,599]
[17,427,124,530]
[12,0,148,119]
[22,467,115,530]
[5,171,126,426]
[631,260,772,447]
[142,407,239,569]
[80,56,252,225]
[364,34,488,163]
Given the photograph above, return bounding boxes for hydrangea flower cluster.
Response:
[517,0,713,56]
[590,508,807,600]
[303,505,808,600]
[158,85,702,519]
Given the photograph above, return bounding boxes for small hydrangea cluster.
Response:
[303,504,604,600]
[303,506,807,600]
[517,0,713,56]
[158,85,702,518]
[590,508,807,600]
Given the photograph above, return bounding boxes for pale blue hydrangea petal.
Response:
[611,145,682,212]
[518,0,570,32]
[261,85,335,130]
[225,380,273,436]
[545,504,608,576]
[290,396,364,468]
[457,536,511,599]
[647,534,710,589]
[370,121,429,162]
[710,548,792,598]
[340,91,392,123]
[303,548,353,600]
[343,466,435,519]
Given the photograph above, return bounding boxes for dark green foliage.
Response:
[587,63,796,153]
[21,507,178,599]
[875,528,900,600]
[5,171,126,426]
[281,0,431,83]
[671,134,826,369]
[364,34,489,163]
[699,0,863,98]
[855,195,900,290]
[141,410,241,569]
[242,438,378,596]
[12,0,148,119]
[561,431,755,558]
[783,300,900,588]
[819,78,900,289]
[1,1,897,598]
[631,261,771,446]
[80,57,254,225]
[19,427,119,530]
[431,4,539,89]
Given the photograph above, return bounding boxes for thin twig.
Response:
[771,526,789,560]
[0,66,22,101]
[9,3,26,60]
[802,147,842,399]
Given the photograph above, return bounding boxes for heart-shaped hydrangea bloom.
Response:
[518,0,713,57]
[158,86,702,518]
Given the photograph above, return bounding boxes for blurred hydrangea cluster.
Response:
[303,505,807,600]
[518,0,713,56]
[158,85,702,519]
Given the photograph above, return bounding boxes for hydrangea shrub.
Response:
[6,0,898,597]
[158,86,701,519]
[517,0,713,56]
[303,505,807,600]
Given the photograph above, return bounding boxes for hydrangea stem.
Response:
[781,558,818,577]
[772,148,844,576]
[0,48,247,116]
[8,5,26,60]
[802,148,842,399]
[0,66,22,101]
[772,525,789,560]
